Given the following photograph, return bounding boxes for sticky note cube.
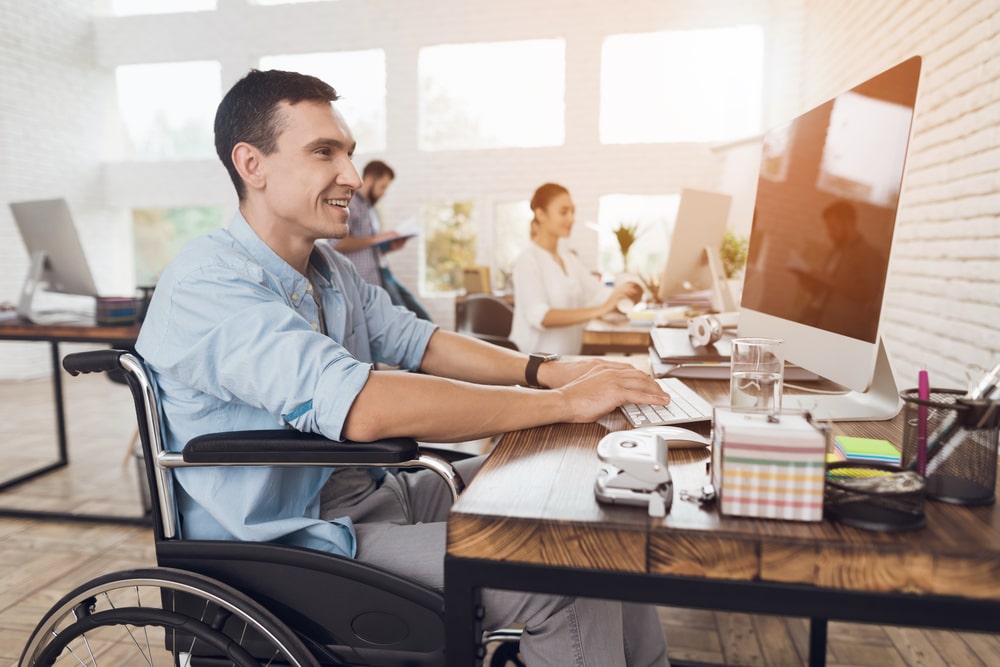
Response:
[712,411,828,522]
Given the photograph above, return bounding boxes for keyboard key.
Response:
[619,377,713,427]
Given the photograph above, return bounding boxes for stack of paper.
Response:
[832,436,900,466]
[627,305,689,327]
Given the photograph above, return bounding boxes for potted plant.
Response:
[720,228,749,279]
[720,228,749,303]
[612,221,641,273]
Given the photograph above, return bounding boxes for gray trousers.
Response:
[320,456,669,667]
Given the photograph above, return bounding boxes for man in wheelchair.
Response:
[134,68,671,666]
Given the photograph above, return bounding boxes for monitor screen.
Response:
[738,56,921,417]
[657,188,732,302]
[10,198,99,318]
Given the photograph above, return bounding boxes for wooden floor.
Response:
[1,356,999,666]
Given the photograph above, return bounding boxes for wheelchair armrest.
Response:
[183,430,420,465]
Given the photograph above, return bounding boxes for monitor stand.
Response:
[704,245,738,313]
[782,338,902,422]
[16,250,47,321]
[16,251,95,325]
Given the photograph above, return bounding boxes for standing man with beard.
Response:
[329,160,432,320]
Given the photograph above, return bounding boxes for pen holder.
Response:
[900,388,999,506]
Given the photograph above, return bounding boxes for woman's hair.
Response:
[530,183,570,215]
[529,183,571,236]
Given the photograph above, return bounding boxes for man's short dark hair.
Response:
[214,69,340,200]
[362,160,395,182]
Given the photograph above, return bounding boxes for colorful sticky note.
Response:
[833,436,900,465]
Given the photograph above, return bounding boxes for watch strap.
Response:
[525,353,558,388]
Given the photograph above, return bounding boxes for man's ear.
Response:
[232,142,265,191]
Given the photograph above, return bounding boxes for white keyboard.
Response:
[620,377,714,427]
[27,311,95,326]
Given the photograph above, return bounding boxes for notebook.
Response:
[651,327,731,362]
[648,327,820,381]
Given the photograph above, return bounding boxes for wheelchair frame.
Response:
[20,349,520,667]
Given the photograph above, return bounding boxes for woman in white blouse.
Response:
[510,183,642,355]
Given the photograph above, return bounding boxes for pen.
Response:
[923,362,1000,473]
[916,370,929,476]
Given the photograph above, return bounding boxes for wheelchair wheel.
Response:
[20,567,320,667]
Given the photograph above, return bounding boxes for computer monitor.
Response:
[657,188,732,304]
[738,56,922,421]
[10,198,99,320]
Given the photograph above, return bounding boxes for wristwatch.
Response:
[525,353,560,388]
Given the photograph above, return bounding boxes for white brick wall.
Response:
[797,0,1000,390]
[1,0,997,391]
[0,0,132,378]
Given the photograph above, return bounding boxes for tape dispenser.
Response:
[595,430,673,517]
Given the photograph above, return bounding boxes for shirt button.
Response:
[311,322,319,330]
[306,284,313,293]
[291,293,299,301]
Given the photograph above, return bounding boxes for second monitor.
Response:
[656,188,733,305]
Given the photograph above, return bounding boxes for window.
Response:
[419,39,565,151]
[491,199,533,292]
[600,26,764,144]
[260,51,387,153]
[819,93,913,208]
[133,206,225,286]
[106,0,215,15]
[597,194,678,283]
[115,61,221,160]
[421,200,477,294]
[760,123,793,182]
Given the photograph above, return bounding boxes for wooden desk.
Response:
[445,379,1000,666]
[0,319,142,522]
[581,316,651,355]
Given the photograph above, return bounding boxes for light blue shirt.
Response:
[135,212,437,557]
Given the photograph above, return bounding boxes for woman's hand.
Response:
[601,281,643,314]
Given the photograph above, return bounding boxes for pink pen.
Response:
[916,370,929,475]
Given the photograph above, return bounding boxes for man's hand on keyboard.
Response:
[554,365,671,424]
[538,356,653,390]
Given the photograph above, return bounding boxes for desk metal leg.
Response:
[0,340,147,524]
[50,341,69,464]
[445,556,485,667]
[809,618,828,667]
[0,342,69,493]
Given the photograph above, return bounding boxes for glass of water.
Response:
[730,337,784,415]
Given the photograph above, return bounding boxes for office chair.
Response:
[455,294,518,350]
[21,349,521,667]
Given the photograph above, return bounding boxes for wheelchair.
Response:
[20,349,522,666]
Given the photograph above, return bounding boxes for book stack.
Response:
[96,296,139,326]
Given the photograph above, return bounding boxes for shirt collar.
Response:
[227,210,317,296]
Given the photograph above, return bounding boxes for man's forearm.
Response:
[342,371,565,443]
[419,329,529,386]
